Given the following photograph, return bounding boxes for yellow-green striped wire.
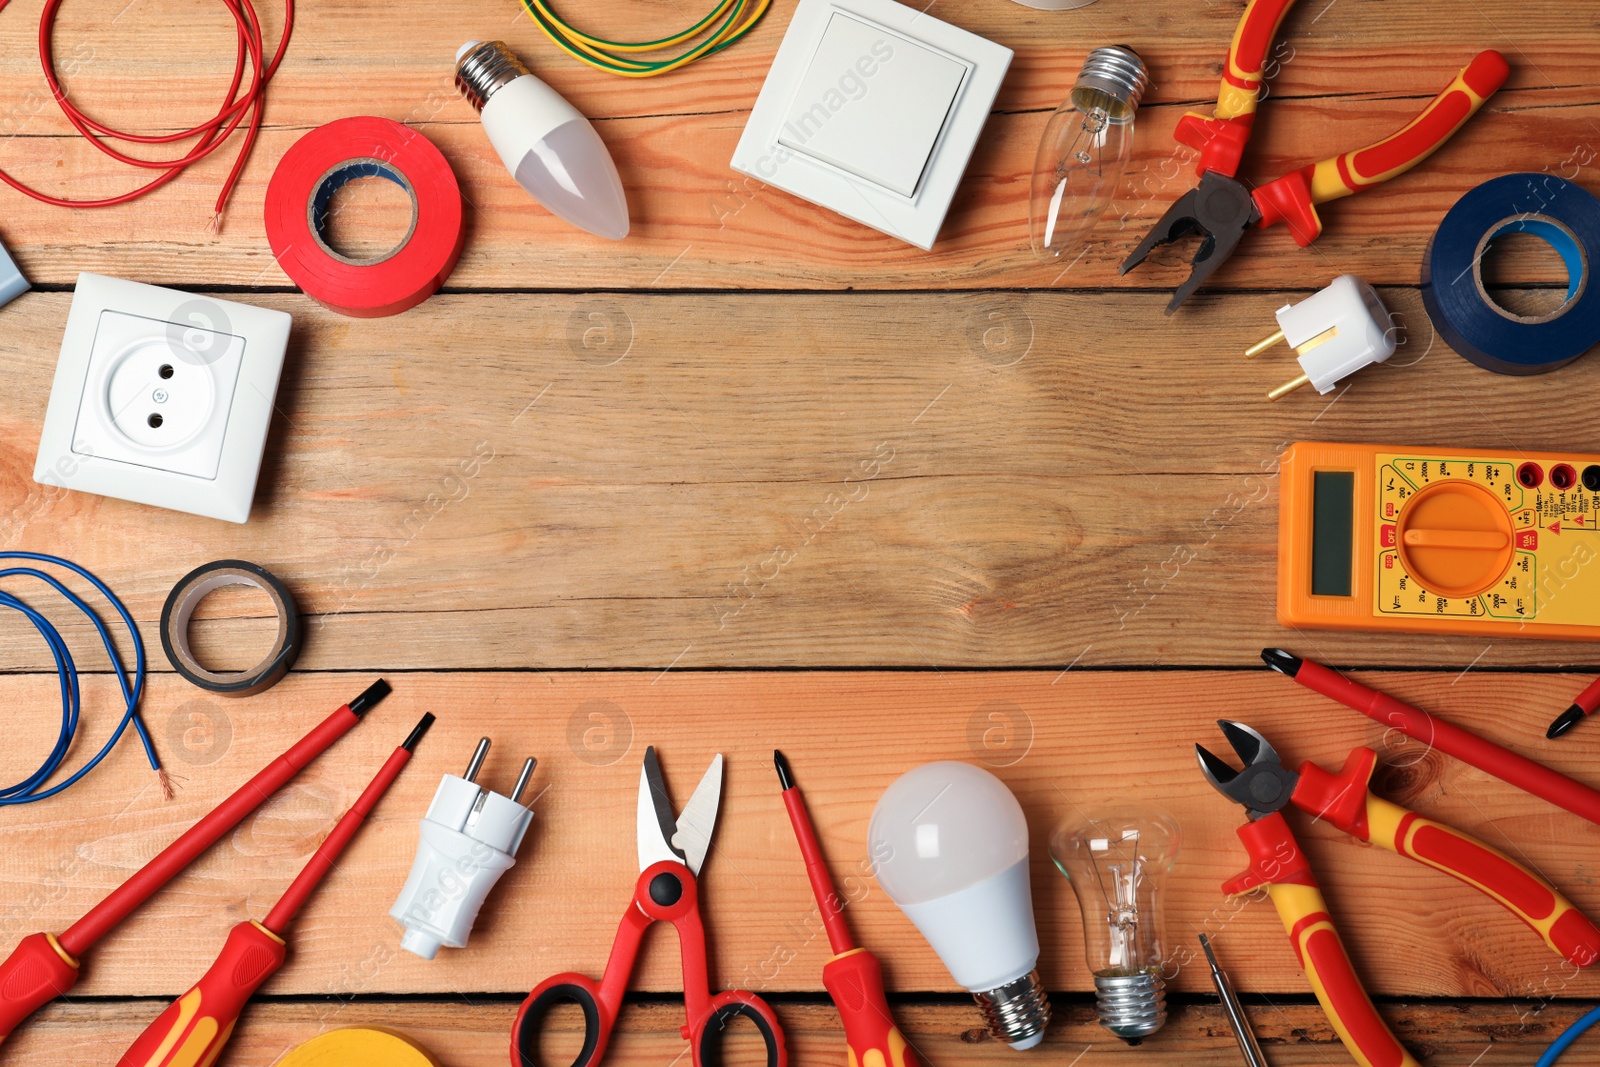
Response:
[516,0,772,77]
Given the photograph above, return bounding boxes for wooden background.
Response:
[1,0,1598,1063]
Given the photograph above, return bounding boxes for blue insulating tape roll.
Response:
[1421,173,1600,375]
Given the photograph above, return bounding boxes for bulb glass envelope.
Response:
[869,761,1041,995]
[731,0,1011,250]
[1050,809,1179,976]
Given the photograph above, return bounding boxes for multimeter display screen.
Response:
[1311,470,1355,596]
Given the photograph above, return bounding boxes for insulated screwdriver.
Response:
[116,712,435,1067]
[0,679,392,1046]
[774,751,922,1067]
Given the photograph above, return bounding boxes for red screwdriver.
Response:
[774,751,922,1067]
[0,679,392,1046]
[117,712,435,1067]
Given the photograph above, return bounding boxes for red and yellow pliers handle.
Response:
[1226,813,1421,1067]
[1175,0,1510,242]
[1294,749,1600,968]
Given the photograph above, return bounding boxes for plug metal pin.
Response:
[1244,329,1285,359]
[465,738,491,782]
[512,757,537,804]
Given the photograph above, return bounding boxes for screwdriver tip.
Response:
[348,678,393,717]
[1260,648,1302,678]
[1548,704,1585,740]
[402,713,436,752]
[774,750,794,790]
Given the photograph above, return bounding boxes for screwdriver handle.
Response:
[1254,50,1509,245]
[822,949,922,1067]
[116,920,286,1067]
[0,933,80,1045]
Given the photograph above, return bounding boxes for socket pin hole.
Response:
[158,364,174,379]
[148,413,164,428]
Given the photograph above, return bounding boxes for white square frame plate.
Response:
[731,0,1012,250]
[34,274,291,524]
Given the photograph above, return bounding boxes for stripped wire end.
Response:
[209,212,224,236]
[158,767,175,802]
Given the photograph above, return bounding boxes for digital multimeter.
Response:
[1277,442,1600,639]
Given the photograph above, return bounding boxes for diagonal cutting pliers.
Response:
[1197,720,1600,1067]
[1122,0,1510,312]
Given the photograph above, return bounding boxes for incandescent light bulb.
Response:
[455,40,630,241]
[1029,46,1148,265]
[1050,808,1179,1042]
[869,761,1050,1050]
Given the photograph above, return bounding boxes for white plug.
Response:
[390,738,536,960]
[1246,274,1397,400]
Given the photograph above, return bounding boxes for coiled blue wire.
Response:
[1539,1004,1600,1067]
[0,552,159,806]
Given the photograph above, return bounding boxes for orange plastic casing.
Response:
[1277,442,1600,639]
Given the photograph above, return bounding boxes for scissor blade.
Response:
[638,746,687,871]
[673,754,723,877]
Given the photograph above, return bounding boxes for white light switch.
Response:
[731,0,1012,250]
[777,13,968,197]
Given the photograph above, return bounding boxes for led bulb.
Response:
[1029,46,1148,265]
[1050,808,1179,1043]
[869,761,1050,1050]
[456,41,630,241]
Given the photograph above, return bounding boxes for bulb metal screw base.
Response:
[1093,970,1167,1043]
[455,40,529,112]
[1070,46,1149,121]
[974,969,1051,1050]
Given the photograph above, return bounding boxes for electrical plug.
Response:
[389,738,536,960]
[1246,275,1397,400]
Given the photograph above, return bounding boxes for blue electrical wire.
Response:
[0,552,160,806]
[1539,1004,1600,1067]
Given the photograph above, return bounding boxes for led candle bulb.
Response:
[869,761,1050,1050]
[455,41,630,241]
[1050,808,1179,1042]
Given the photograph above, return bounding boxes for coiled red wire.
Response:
[0,0,292,225]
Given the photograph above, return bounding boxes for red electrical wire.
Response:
[0,0,293,226]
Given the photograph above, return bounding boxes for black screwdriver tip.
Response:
[402,712,436,752]
[774,750,794,790]
[1261,648,1302,678]
[1548,705,1586,740]
[348,678,393,717]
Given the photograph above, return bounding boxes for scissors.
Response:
[512,746,787,1067]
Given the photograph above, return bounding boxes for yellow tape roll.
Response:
[278,1028,441,1067]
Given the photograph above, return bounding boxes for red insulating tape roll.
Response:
[265,117,465,318]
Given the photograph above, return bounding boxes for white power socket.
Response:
[34,274,290,523]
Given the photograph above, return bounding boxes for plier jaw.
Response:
[1120,172,1261,315]
[1195,719,1298,820]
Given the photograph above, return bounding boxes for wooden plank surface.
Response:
[4,288,1600,670]
[4,672,1598,1001]
[0,0,1592,288]
[11,999,1600,1067]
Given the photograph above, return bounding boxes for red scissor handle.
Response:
[512,862,786,1067]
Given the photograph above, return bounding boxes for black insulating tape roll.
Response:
[1422,173,1600,375]
[160,560,301,696]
